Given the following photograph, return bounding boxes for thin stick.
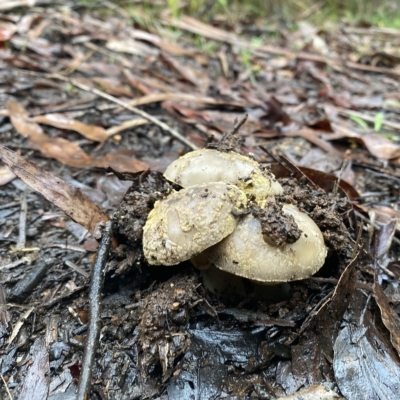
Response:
[230,113,248,137]
[50,73,198,151]
[332,159,348,196]
[16,192,27,250]
[352,220,364,260]
[64,260,90,278]
[76,221,113,400]
[309,277,373,292]
[0,373,13,400]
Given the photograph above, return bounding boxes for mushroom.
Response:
[143,182,247,266]
[207,204,327,283]
[164,149,283,206]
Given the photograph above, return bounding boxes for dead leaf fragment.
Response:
[0,21,16,41]
[330,124,400,160]
[0,165,16,186]
[333,292,400,400]
[374,276,400,358]
[277,385,342,399]
[18,338,50,400]
[7,100,148,172]
[361,132,400,160]
[0,146,109,235]
[33,113,108,142]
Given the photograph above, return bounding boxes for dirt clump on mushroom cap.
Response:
[207,204,327,283]
[252,198,302,246]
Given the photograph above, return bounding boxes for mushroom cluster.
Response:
[143,148,328,292]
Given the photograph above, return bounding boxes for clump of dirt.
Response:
[278,177,354,260]
[111,170,180,273]
[206,115,245,152]
[135,274,200,381]
[252,198,302,246]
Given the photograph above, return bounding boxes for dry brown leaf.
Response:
[131,29,200,58]
[105,118,148,137]
[8,99,46,140]
[0,165,16,186]
[106,38,159,57]
[160,52,209,92]
[7,100,148,172]
[374,276,400,358]
[0,145,109,235]
[92,77,134,97]
[330,124,400,160]
[361,132,400,160]
[33,113,108,142]
[0,21,16,41]
[129,92,245,108]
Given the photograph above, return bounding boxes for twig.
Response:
[309,277,372,292]
[352,220,364,260]
[231,114,248,137]
[0,258,31,272]
[44,243,86,252]
[77,220,113,400]
[0,374,13,400]
[8,259,53,303]
[16,192,27,250]
[355,210,400,246]
[43,285,87,309]
[332,159,348,196]
[64,260,90,278]
[0,201,19,210]
[50,73,198,151]
[210,113,248,151]
[0,285,11,329]
[7,306,35,346]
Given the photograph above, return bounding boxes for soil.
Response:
[1,2,400,400]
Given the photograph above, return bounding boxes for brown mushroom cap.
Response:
[207,204,327,282]
[163,149,283,205]
[143,182,247,266]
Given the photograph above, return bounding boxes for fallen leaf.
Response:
[18,338,49,400]
[106,37,158,57]
[92,77,134,97]
[329,124,400,160]
[375,219,397,259]
[333,292,400,400]
[160,52,209,92]
[361,132,400,160]
[7,100,148,172]
[374,275,400,358]
[277,385,342,399]
[33,113,108,142]
[0,21,16,41]
[292,251,359,386]
[0,146,110,235]
[0,164,16,185]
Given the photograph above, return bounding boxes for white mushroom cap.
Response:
[143,182,247,266]
[164,149,283,205]
[207,204,327,282]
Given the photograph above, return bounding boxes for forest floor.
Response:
[1,2,400,400]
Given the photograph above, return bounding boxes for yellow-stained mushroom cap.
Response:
[143,182,247,266]
[207,204,327,282]
[164,149,283,206]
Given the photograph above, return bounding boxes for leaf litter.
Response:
[0,2,400,399]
